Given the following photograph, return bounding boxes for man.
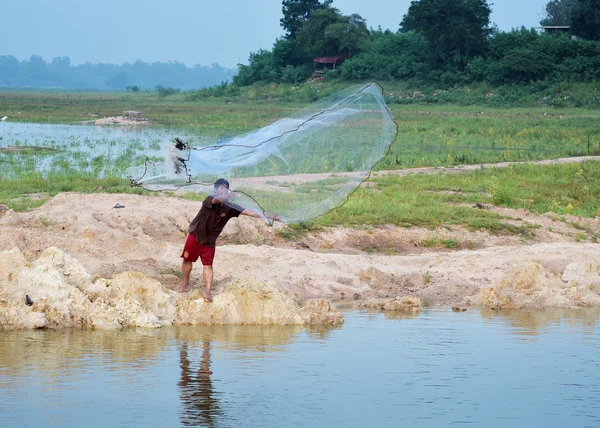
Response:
[180,178,279,301]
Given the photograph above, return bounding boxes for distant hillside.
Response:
[0,55,235,91]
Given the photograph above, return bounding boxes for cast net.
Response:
[125,82,397,224]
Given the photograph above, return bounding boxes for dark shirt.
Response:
[189,196,244,247]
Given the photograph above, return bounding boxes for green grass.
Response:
[0,90,302,136]
[306,161,600,233]
[0,175,146,211]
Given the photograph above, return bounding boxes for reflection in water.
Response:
[0,328,169,375]
[303,323,343,340]
[479,307,600,337]
[179,341,221,427]
[175,324,303,350]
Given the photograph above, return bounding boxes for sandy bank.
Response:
[1,193,599,329]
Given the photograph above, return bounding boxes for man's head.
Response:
[214,178,230,195]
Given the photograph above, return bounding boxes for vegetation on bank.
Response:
[2,161,598,241]
[230,0,600,92]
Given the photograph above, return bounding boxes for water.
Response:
[1,308,599,428]
[0,122,201,179]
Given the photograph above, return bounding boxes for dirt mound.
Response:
[0,193,599,310]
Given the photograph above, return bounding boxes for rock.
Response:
[463,262,600,309]
[0,247,344,329]
[360,296,422,313]
[176,281,343,326]
[452,306,467,312]
[562,261,600,286]
[302,299,344,325]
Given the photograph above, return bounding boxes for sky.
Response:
[2,0,550,68]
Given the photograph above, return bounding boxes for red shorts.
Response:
[181,234,215,265]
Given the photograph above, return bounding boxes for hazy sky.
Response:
[2,0,549,68]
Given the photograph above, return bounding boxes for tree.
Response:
[571,0,600,40]
[296,7,345,56]
[0,55,20,84]
[540,0,576,26]
[280,0,333,38]
[341,30,429,80]
[51,56,71,71]
[26,55,47,74]
[325,14,370,57]
[233,50,279,85]
[295,8,369,57]
[272,37,312,68]
[400,0,492,68]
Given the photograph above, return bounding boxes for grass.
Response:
[0,90,299,136]
[305,161,600,233]
[160,268,184,279]
[0,175,146,211]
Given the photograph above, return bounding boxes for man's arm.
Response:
[240,208,280,222]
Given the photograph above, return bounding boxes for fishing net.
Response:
[125,82,397,224]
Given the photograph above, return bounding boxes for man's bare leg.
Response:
[203,265,213,302]
[180,261,193,292]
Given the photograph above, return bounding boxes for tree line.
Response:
[1,0,598,91]
[233,0,600,87]
[0,55,234,90]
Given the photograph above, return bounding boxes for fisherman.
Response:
[180,178,279,301]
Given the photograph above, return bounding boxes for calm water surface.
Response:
[1,309,599,428]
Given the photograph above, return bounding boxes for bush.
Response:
[280,64,312,83]
[155,85,180,97]
[233,50,280,86]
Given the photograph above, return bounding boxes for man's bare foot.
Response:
[178,283,191,292]
[204,292,213,302]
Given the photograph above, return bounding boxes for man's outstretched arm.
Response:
[240,208,280,222]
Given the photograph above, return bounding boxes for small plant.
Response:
[422,270,432,284]
[441,238,457,249]
[160,268,183,279]
[423,236,439,248]
[155,85,181,97]
[275,228,295,241]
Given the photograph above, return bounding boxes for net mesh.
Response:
[125,82,397,224]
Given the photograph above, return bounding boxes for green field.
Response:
[1,85,599,234]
